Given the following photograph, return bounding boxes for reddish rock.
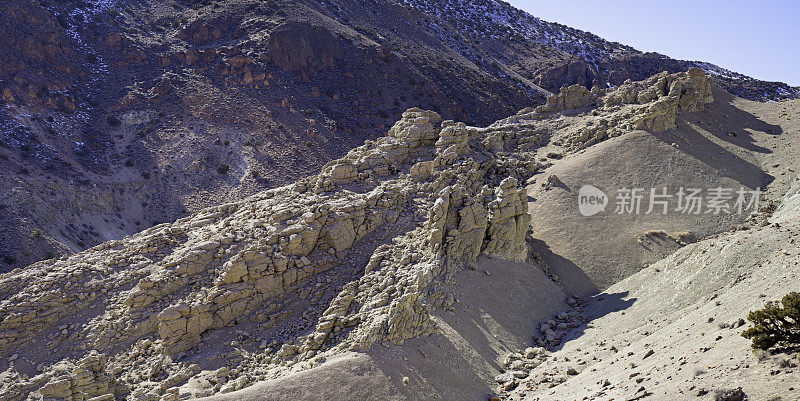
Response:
[185,49,200,65]
[242,69,253,85]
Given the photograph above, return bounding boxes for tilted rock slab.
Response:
[0,69,715,400]
[0,106,535,400]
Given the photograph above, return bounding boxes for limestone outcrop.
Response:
[0,69,718,400]
[604,66,714,131]
[526,67,714,150]
[535,84,601,113]
[0,105,535,400]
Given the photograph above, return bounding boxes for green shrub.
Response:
[217,164,230,175]
[107,115,121,126]
[742,292,800,351]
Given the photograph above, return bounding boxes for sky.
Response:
[506,0,800,86]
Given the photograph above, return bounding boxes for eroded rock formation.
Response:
[0,69,717,400]
[0,106,535,400]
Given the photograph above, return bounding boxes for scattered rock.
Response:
[714,387,747,401]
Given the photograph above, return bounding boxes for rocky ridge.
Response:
[0,0,793,272]
[497,67,713,152]
[399,0,800,101]
[0,69,714,400]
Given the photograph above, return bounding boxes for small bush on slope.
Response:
[742,292,800,351]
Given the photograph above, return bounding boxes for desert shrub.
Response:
[107,115,121,126]
[742,292,800,351]
[125,159,134,167]
[714,387,746,401]
[217,164,230,174]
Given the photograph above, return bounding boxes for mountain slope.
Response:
[399,0,800,101]
[1,0,797,273]
[0,69,778,401]
[504,176,800,401]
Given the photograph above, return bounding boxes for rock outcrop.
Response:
[0,105,535,400]
[525,67,714,150]
[0,70,719,400]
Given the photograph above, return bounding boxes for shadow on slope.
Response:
[528,238,598,296]
[650,86,778,189]
[691,86,783,153]
[548,291,635,352]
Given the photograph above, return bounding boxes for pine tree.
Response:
[742,292,800,351]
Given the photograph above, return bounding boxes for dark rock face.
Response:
[536,58,596,91]
[0,0,796,271]
[266,21,346,75]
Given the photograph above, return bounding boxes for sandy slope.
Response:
[508,180,800,401]
[203,256,570,401]
[198,85,800,401]
[198,353,405,401]
[527,88,800,293]
[527,129,755,293]
[503,94,800,400]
